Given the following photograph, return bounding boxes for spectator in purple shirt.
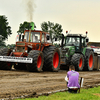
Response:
[66,65,80,93]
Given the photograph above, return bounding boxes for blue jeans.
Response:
[68,88,78,93]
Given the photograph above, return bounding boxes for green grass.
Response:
[15,86,100,100]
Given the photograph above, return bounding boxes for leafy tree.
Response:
[17,22,29,34]
[41,21,63,42]
[0,15,12,40]
[17,21,36,34]
[53,23,63,38]
[7,44,15,49]
[0,41,6,47]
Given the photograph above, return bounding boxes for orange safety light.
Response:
[66,31,68,34]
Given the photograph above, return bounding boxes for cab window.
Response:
[42,33,45,43]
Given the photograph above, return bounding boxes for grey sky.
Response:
[0,0,100,44]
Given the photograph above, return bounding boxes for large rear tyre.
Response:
[84,50,94,71]
[0,48,12,70]
[26,50,44,72]
[71,53,84,71]
[43,46,60,72]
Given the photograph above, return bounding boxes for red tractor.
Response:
[0,23,60,72]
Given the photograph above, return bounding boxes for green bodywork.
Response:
[82,47,87,55]
[64,46,75,57]
[60,34,88,65]
[30,22,34,30]
[64,46,87,57]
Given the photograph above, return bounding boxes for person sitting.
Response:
[65,65,80,93]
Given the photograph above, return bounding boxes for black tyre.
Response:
[43,46,60,72]
[14,63,27,70]
[71,53,84,71]
[0,48,12,70]
[26,50,44,72]
[84,50,94,71]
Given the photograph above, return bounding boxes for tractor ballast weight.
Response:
[60,32,94,71]
[0,22,61,72]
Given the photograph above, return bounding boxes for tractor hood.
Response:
[16,42,40,52]
[63,46,75,57]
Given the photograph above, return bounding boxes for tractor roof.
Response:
[67,34,86,38]
[24,30,50,34]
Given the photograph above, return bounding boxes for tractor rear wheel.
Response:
[43,46,60,72]
[84,50,94,71]
[71,53,84,71]
[0,48,12,70]
[26,50,44,72]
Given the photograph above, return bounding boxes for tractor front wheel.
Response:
[26,50,44,72]
[71,53,84,71]
[0,48,12,70]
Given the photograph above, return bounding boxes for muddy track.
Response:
[0,70,100,99]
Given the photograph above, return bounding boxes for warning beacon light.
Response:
[86,31,88,37]
[66,31,68,34]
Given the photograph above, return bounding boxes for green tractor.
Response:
[60,32,94,71]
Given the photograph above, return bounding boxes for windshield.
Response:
[24,32,40,42]
[65,37,80,46]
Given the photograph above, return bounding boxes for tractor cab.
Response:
[15,30,52,57]
[65,34,88,53]
[16,30,52,43]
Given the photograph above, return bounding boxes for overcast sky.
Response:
[0,0,100,44]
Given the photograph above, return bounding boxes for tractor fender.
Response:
[85,48,94,57]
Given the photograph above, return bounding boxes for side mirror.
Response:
[86,38,89,43]
[47,36,50,40]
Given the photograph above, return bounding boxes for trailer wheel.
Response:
[71,53,84,71]
[0,48,12,70]
[43,46,60,72]
[84,50,94,71]
[26,50,44,72]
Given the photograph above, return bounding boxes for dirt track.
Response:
[0,70,100,99]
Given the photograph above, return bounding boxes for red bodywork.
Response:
[12,30,52,57]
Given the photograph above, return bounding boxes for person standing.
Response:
[65,65,80,93]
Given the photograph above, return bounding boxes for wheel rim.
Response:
[79,58,82,68]
[37,55,42,68]
[89,55,93,68]
[53,52,59,68]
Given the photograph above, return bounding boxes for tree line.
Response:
[0,15,63,47]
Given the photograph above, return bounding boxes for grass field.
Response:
[15,86,100,100]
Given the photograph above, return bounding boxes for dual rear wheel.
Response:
[71,51,94,71]
[43,46,60,71]
[26,46,60,72]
